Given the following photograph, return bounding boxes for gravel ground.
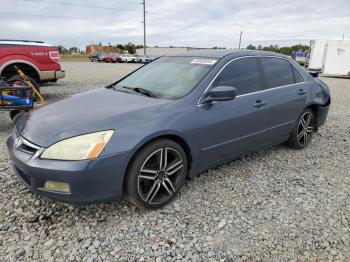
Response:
[0,62,349,261]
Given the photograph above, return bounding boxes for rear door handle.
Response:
[297,89,307,95]
[254,99,267,108]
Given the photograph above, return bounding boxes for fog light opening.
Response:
[44,181,70,193]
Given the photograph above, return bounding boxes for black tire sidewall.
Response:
[124,139,187,209]
[6,75,40,102]
[287,108,315,149]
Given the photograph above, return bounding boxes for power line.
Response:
[149,11,226,29]
[23,0,139,12]
[148,5,245,28]
[148,5,212,21]
[0,11,142,24]
[0,12,89,20]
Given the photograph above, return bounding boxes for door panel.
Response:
[197,93,270,165]
[262,84,308,140]
[259,57,308,141]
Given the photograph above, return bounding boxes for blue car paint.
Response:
[7,50,331,204]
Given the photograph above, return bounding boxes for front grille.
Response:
[12,129,41,156]
[18,142,38,155]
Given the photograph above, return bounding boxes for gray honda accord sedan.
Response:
[7,50,331,209]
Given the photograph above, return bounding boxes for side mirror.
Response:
[202,86,237,104]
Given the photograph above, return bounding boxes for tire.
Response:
[124,139,187,209]
[10,110,26,123]
[286,108,315,149]
[6,75,40,102]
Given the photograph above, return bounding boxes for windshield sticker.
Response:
[190,58,217,65]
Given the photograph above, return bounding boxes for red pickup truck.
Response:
[0,40,65,83]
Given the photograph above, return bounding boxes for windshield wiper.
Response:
[122,86,157,98]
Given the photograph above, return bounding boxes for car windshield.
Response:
[116,56,217,99]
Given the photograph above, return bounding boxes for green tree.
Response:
[116,44,125,51]
[57,45,68,54]
[244,43,309,56]
[125,42,136,54]
[69,46,80,53]
[246,44,256,50]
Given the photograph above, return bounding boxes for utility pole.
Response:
[238,31,243,49]
[142,0,146,55]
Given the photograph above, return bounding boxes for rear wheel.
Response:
[125,139,187,209]
[287,108,315,149]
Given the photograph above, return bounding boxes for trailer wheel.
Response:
[6,75,40,102]
[10,110,26,123]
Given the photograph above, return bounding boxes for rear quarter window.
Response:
[261,57,295,89]
[292,66,304,83]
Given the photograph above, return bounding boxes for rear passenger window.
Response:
[261,58,295,89]
[212,57,262,96]
[292,66,304,83]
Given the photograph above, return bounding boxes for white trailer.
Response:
[309,39,350,77]
[308,40,328,72]
[322,41,350,76]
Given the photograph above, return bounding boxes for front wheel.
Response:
[124,139,187,209]
[287,108,315,149]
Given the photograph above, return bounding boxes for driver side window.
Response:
[212,57,262,96]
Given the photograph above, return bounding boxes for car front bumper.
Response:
[6,135,130,204]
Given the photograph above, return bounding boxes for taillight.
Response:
[49,51,60,63]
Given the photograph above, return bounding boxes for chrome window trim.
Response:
[233,81,306,98]
[197,55,307,105]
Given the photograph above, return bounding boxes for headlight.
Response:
[41,130,114,160]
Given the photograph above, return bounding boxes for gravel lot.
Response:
[1,62,349,261]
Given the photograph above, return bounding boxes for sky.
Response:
[1,0,349,49]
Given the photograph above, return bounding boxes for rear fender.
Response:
[0,55,41,73]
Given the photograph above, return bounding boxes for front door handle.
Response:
[254,99,267,108]
[297,89,307,95]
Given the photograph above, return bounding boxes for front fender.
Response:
[102,109,199,170]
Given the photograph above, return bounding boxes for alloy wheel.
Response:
[137,147,185,205]
[297,111,314,147]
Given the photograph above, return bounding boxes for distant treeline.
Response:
[246,44,309,55]
[58,43,144,55]
[58,43,310,56]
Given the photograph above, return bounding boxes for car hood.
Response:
[16,88,171,147]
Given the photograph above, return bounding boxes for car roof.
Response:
[167,49,288,59]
